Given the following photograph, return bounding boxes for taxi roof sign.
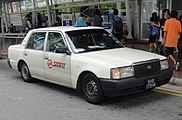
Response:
[74,21,88,27]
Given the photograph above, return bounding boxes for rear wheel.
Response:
[82,73,103,104]
[20,63,32,82]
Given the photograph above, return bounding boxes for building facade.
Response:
[0,0,181,40]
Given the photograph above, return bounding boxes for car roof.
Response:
[30,26,104,33]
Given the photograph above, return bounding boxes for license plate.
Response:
[145,78,156,90]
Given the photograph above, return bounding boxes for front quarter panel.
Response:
[71,54,115,88]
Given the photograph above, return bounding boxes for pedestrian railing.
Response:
[0,33,26,55]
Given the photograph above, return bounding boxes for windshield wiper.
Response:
[78,45,123,53]
[78,47,107,53]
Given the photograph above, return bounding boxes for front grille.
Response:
[133,59,160,77]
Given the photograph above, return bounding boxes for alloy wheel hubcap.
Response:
[86,80,98,99]
[22,65,28,79]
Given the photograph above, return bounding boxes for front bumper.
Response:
[99,68,173,97]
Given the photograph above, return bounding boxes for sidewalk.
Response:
[127,40,182,90]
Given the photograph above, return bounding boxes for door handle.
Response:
[24,53,28,56]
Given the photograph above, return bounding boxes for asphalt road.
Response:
[0,60,182,120]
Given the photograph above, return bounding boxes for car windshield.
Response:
[66,29,124,53]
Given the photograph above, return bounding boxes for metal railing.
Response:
[0,33,26,55]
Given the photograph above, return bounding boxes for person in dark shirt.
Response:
[148,17,158,52]
[178,15,182,42]
[160,9,170,39]
[91,9,103,27]
[152,12,160,25]
[111,8,123,41]
[151,12,160,49]
[36,13,43,28]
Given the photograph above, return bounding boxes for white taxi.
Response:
[8,22,173,104]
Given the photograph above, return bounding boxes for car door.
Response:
[43,32,71,86]
[23,31,46,79]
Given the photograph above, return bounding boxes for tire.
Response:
[20,63,32,82]
[82,73,103,104]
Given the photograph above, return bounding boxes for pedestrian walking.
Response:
[36,13,43,28]
[163,10,182,70]
[148,17,159,52]
[178,15,182,43]
[25,14,32,31]
[160,9,170,42]
[111,8,123,41]
[91,9,103,27]
[86,16,91,26]
[151,12,160,47]
[159,9,170,55]
[149,12,160,50]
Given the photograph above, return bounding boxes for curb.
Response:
[162,78,182,91]
[169,77,182,86]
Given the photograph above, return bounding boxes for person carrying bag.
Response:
[111,9,123,41]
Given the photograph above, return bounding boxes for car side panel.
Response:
[22,49,45,79]
[70,55,114,89]
[8,45,24,71]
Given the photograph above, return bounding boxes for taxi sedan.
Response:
[8,25,173,104]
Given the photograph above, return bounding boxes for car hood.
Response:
[78,47,166,67]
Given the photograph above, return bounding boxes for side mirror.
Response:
[55,47,71,55]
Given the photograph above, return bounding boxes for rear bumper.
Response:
[99,68,173,97]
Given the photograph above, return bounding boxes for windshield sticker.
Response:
[47,59,66,69]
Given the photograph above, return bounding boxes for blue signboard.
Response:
[103,23,112,29]
[63,20,72,26]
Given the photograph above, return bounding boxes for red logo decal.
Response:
[47,59,53,69]
[53,61,66,68]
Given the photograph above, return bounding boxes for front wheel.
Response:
[82,73,104,104]
[20,63,32,82]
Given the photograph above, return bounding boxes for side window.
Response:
[26,32,46,50]
[46,32,65,52]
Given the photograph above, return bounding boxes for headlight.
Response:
[111,66,134,79]
[160,60,169,70]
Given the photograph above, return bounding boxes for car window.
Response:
[46,32,65,53]
[26,32,46,50]
[66,29,123,53]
